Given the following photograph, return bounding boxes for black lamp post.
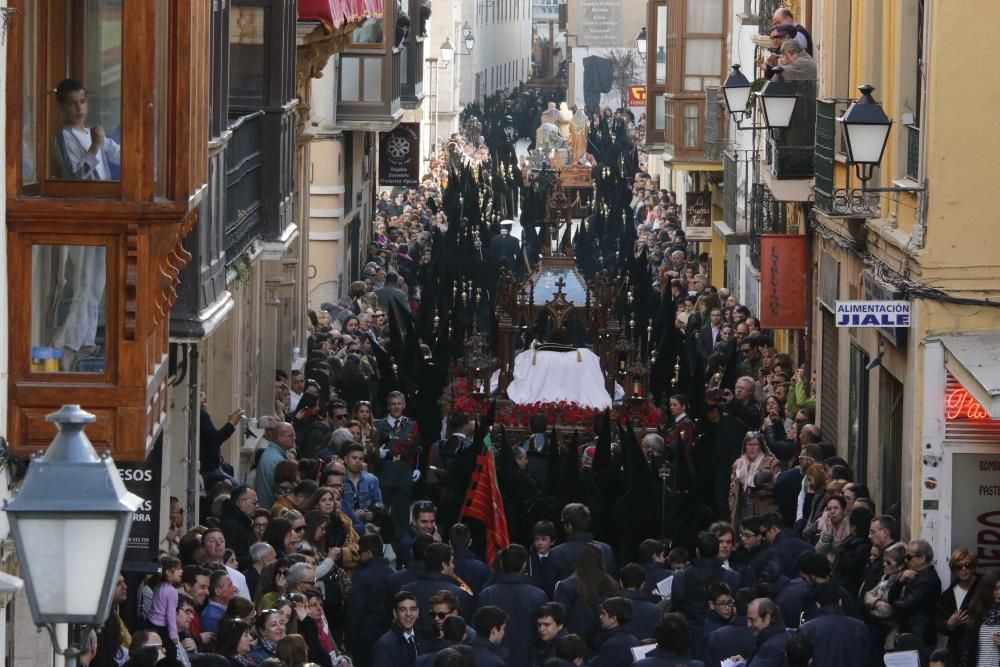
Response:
[838,84,893,185]
[4,405,141,664]
[636,27,647,62]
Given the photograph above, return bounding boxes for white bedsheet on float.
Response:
[490,347,623,409]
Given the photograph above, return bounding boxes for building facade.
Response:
[461,0,532,103]
[642,0,727,252]
[808,0,1000,580]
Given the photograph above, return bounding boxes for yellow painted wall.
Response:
[922,1,1000,269]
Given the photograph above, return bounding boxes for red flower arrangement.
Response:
[442,378,662,429]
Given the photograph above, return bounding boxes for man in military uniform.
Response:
[374,391,422,543]
[489,220,522,276]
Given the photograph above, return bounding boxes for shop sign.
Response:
[760,234,807,329]
[628,85,646,107]
[952,453,1000,570]
[835,300,910,328]
[117,444,162,566]
[378,122,421,187]
[684,191,712,240]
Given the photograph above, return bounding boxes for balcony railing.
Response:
[906,125,920,180]
[748,182,786,269]
[401,36,425,106]
[258,110,295,242]
[724,150,737,227]
[704,86,724,161]
[813,99,838,214]
[766,80,816,179]
[224,111,264,264]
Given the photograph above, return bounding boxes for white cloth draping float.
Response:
[491,347,623,409]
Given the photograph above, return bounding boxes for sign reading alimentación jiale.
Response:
[835,300,911,327]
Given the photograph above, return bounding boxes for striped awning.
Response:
[298,0,384,32]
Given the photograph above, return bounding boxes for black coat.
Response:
[890,566,943,650]
[705,616,754,667]
[834,535,872,596]
[477,573,548,667]
[219,500,256,570]
[770,529,813,578]
[772,467,804,528]
[670,559,742,636]
[749,621,791,667]
[199,409,235,473]
[641,561,671,596]
[373,623,424,667]
[528,549,558,599]
[548,532,618,583]
[588,627,639,667]
[798,605,871,667]
[619,590,663,642]
[347,556,395,644]
[465,636,507,667]
[407,571,474,640]
[937,576,980,655]
[453,548,492,596]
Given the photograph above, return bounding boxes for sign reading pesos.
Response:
[835,300,910,328]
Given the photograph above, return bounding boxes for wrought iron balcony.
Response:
[748,182,786,270]
[704,86,724,162]
[765,80,816,179]
[400,35,425,108]
[905,124,920,181]
[259,110,296,242]
[224,111,264,264]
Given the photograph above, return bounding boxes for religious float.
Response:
[443,111,663,439]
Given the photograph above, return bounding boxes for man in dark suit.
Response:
[887,539,943,653]
[698,308,723,361]
[348,534,396,667]
[477,545,547,667]
[373,591,424,667]
[548,503,617,583]
[798,582,870,667]
[406,544,474,641]
[490,221,522,275]
[375,271,410,315]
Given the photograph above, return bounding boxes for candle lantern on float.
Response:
[464,333,495,402]
[627,359,650,403]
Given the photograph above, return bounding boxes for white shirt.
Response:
[53,125,121,181]
[289,391,302,413]
[225,565,251,599]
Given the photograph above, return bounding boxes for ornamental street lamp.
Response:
[4,405,141,663]
[636,27,647,62]
[721,64,751,117]
[838,84,893,185]
[463,23,476,53]
[440,38,455,64]
[754,66,797,131]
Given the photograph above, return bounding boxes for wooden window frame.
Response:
[6,0,180,204]
[12,233,120,384]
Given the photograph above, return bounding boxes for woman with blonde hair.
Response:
[938,547,980,655]
[728,431,781,526]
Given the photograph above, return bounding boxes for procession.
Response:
[0,2,997,667]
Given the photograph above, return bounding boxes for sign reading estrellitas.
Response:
[835,300,910,327]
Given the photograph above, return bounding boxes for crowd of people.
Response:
[96,79,1000,667]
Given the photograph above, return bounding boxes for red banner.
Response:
[760,234,807,329]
